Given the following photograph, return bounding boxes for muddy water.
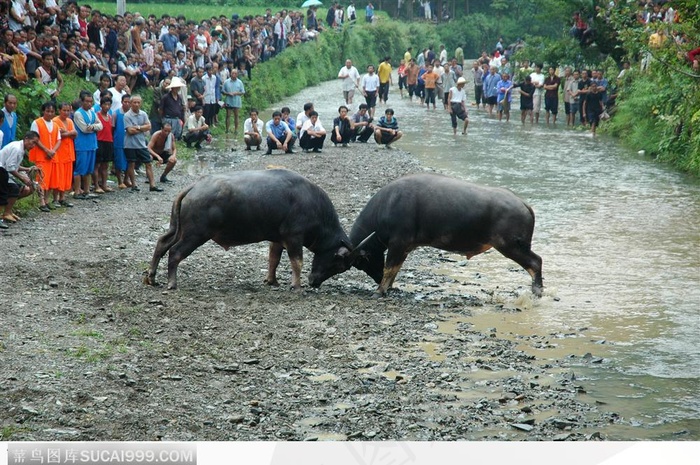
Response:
[203,74,699,440]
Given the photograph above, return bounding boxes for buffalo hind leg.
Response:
[496,245,543,297]
[166,235,209,290]
[144,229,178,286]
[375,248,409,297]
[265,242,284,286]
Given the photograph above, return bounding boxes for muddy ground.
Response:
[0,142,618,441]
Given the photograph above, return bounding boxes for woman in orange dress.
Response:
[52,102,77,207]
[29,101,62,212]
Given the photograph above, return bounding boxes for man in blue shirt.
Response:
[374,108,402,149]
[265,111,295,155]
[1,94,18,149]
[483,66,500,117]
[365,2,374,23]
[496,72,514,122]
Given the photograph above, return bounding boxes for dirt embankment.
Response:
[0,143,616,441]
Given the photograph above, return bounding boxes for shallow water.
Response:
[202,74,700,440]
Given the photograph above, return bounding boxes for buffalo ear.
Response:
[336,246,352,258]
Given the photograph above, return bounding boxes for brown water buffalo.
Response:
[145,169,357,290]
[323,173,544,297]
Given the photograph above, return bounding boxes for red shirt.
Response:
[96,112,113,142]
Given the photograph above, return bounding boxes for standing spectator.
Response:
[365,2,374,23]
[1,94,18,149]
[148,122,177,183]
[222,69,245,134]
[94,96,114,193]
[108,75,129,113]
[438,44,447,65]
[518,75,535,124]
[160,77,186,140]
[52,102,76,207]
[422,63,439,110]
[472,61,484,109]
[377,56,392,105]
[299,110,326,153]
[529,63,545,123]
[326,4,336,29]
[331,105,353,147]
[405,59,419,102]
[362,64,380,118]
[583,81,604,135]
[496,72,513,123]
[73,92,102,199]
[112,94,131,189]
[543,66,561,125]
[189,67,205,108]
[243,108,263,151]
[564,67,580,126]
[338,59,360,105]
[397,59,407,99]
[374,108,402,148]
[483,66,499,117]
[201,65,218,126]
[347,2,356,22]
[29,101,62,212]
[124,94,162,192]
[440,62,456,110]
[447,77,469,135]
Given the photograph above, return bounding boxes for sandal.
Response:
[39,205,51,212]
[1,215,16,223]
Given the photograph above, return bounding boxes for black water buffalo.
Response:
[342,173,544,297]
[145,169,356,290]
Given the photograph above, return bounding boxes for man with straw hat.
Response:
[447,76,469,135]
[160,76,186,140]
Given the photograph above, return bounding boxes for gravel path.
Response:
[0,142,617,441]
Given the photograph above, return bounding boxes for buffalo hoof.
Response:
[264,278,280,287]
[532,286,543,298]
[167,282,177,290]
[143,275,153,286]
[372,291,385,299]
[290,284,303,292]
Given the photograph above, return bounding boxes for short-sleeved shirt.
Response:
[300,119,325,138]
[243,118,263,134]
[338,66,360,92]
[123,110,150,149]
[544,75,561,99]
[378,62,392,84]
[223,78,245,108]
[362,74,380,92]
[377,116,398,130]
[266,120,290,140]
[0,140,25,172]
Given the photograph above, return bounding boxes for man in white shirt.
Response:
[108,76,129,113]
[529,63,545,123]
[299,111,326,153]
[347,2,356,21]
[338,59,360,105]
[447,77,469,135]
[296,102,314,133]
[0,132,39,228]
[202,65,218,126]
[243,109,264,151]
[362,65,380,117]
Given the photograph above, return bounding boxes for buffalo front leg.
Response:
[265,242,284,286]
[375,248,409,297]
[286,244,304,290]
[497,245,544,297]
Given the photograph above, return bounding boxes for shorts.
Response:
[487,96,497,105]
[587,111,601,126]
[520,100,533,111]
[408,84,416,97]
[160,150,174,163]
[96,140,114,163]
[365,90,377,108]
[569,102,579,115]
[113,147,127,172]
[564,102,572,115]
[474,85,483,104]
[125,147,152,164]
[544,96,558,114]
[343,89,355,102]
[74,150,96,176]
[398,75,407,90]
[498,100,511,113]
[425,88,436,105]
[379,131,395,145]
[0,167,13,205]
[450,102,468,128]
[533,92,543,112]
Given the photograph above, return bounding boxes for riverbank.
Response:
[0,139,621,441]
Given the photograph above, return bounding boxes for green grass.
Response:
[89,2,317,20]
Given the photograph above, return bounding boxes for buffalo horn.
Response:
[349,231,376,260]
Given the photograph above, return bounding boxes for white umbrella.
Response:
[301,0,323,7]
